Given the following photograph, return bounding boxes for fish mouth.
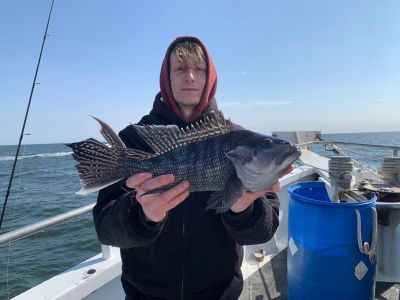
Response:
[276,146,301,167]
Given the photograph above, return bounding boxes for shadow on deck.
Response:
[240,249,287,300]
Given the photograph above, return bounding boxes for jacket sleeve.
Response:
[221,193,280,245]
[92,125,165,249]
[92,180,165,248]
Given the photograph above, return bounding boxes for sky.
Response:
[0,0,399,145]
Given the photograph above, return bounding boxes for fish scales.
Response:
[67,112,300,212]
[123,132,238,193]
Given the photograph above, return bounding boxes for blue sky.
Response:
[0,0,399,145]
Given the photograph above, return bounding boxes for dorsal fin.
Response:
[90,116,158,160]
[124,148,157,160]
[91,116,125,149]
[133,111,233,155]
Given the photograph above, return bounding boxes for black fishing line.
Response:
[0,0,56,229]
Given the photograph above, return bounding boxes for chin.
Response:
[176,98,201,107]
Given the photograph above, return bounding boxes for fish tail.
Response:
[67,138,125,195]
[67,116,158,195]
[67,116,131,195]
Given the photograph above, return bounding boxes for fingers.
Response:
[163,188,190,211]
[247,190,267,199]
[280,165,294,177]
[140,185,190,222]
[270,182,281,192]
[139,174,175,194]
[265,166,293,193]
[230,190,260,213]
[244,181,281,200]
[126,173,177,195]
[139,180,189,206]
[159,180,189,201]
[260,182,281,193]
[133,175,190,223]
[126,172,153,189]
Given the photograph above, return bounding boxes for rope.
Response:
[319,143,382,178]
[355,208,378,265]
[337,147,384,162]
[5,144,27,300]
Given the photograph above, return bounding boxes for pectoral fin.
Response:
[141,183,175,196]
[206,173,245,213]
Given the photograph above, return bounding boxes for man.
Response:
[93,36,291,300]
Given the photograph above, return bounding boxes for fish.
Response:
[67,112,300,213]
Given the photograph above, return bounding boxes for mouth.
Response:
[276,147,301,166]
[181,88,199,91]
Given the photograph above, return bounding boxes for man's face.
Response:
[170,52,206,112]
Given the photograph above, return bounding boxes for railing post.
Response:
[101,244,113,260]
[394,149,399,157]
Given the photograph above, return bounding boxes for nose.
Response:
[184,69,195,82]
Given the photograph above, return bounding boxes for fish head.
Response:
[226,133,301,192]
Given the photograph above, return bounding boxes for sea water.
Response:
[0,143,98,299]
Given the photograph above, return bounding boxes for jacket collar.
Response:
[147,92,220,127]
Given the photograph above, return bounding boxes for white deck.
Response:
[12,155,400,300]
[12,246,123,300]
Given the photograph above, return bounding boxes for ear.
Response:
[226,146,253,165]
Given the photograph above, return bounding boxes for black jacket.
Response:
[93,93,280,300]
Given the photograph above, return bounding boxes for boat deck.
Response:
[240,248,400,300]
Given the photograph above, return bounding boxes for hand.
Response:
[230,165,294,213]
[126,173,190,222]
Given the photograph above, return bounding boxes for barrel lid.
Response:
[362,183,400,194]
[289,181,376,207]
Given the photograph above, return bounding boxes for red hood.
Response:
[159,36,217,122]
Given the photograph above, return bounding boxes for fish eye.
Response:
[263,139,273,147]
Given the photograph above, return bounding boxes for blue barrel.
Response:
[287,182,377,300]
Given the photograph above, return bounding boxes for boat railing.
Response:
[1,140,398,258]
[0,202,116,269]
[0,203,95,246]
[298,140,400,157]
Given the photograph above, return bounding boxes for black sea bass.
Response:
[67,112,300,213]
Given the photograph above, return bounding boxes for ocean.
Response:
[0,132,399,299]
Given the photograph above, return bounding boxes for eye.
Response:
[263,139,273,147]
[195,66,203,71]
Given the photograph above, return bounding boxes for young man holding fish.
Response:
[92,36,294,300]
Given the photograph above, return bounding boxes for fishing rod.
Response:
[0,0,56,230]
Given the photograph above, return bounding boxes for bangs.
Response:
[173,41,205,65]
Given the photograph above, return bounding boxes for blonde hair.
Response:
[173,41,205,65]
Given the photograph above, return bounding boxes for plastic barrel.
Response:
[287,182,377,300]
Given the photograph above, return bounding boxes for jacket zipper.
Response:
[181,207,185,300]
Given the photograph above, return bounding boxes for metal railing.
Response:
[1,141,398,247]
[0,203,95,246]
[298,140,400,157]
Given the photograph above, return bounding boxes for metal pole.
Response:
[0,203,94,246]
[299,140,400,152]
[0,0,56,229]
